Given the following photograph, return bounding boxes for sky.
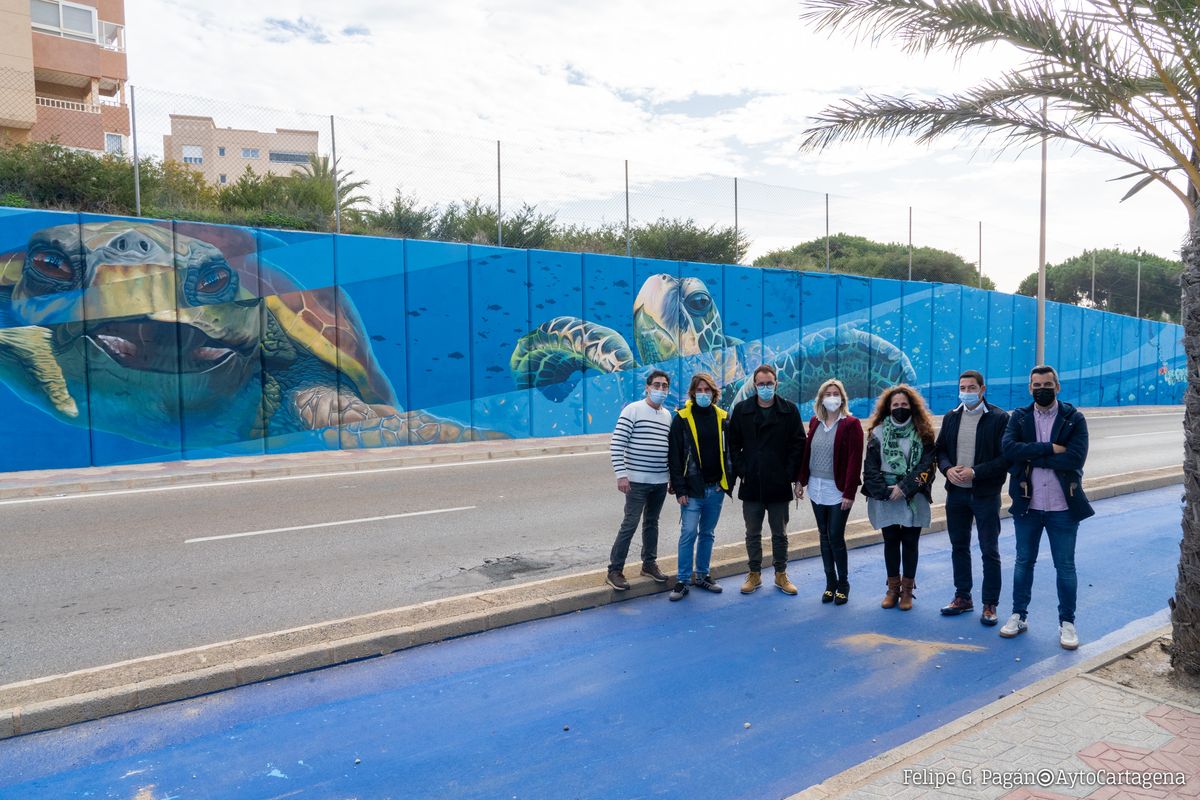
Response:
[124,0,1190,294]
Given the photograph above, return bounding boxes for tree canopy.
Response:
[754,233,995,289]
[1016,248,1182,321]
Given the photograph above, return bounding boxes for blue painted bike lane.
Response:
[0,487,1182,800]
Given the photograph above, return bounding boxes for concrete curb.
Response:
[0,465,1183,739]
[0,405,1177,500]
[0,437,611,500]
[784,626,1176,800]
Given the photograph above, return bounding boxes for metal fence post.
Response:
[907,206,913,281]
[130,85,141,216]
[330,114,341,235]
[624,160,631,258]
[978,220,983,288]
[824,193,830,271]
[496,140,502,247]
[733,177,739,263]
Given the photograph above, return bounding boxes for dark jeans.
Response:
[1012,509,1079,624]
[882,525,920,579]
[812,501,849,591]
[945,489,1002,605]
[608,482,668,573]
[743,500,790,572]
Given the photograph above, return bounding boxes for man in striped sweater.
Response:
[607,369,673,591]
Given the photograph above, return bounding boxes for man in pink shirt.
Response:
[999,365,1094,650]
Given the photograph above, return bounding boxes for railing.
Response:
[35,96,101,114]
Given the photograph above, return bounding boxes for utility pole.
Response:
[1036,97,1048,364]
[1136,258,1142,318]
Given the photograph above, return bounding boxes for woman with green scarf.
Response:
[862,385,937,611]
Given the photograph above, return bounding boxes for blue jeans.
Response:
[1011,509,1078,623]
[677,484,725,583]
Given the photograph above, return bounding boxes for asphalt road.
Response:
[1,411,1184,683]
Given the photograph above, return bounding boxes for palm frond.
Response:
[798,0,1200,213]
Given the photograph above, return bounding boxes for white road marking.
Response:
[184,506,477,544]
[1103,430,1181,440]
[0,451,607,506]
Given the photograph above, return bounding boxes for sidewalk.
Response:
[794,630,1200,800]
[0,405,1178,500]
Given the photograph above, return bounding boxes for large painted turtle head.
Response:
[11,221,263,376]
[3,221,267,440]
[632,274,726,365]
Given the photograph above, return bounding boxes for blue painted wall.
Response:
[0,207,1186,472]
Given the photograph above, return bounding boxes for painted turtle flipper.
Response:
[320,406,509,448]
[511,316,638,400]
[0,325,78,419]
[291,388,508,448]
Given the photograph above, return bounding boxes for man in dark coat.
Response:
[934,369,1011,626]
[1000,365,1093,651]
[727,364,808,595]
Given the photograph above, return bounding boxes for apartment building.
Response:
[163,115,319,186]
[0,0,129,154]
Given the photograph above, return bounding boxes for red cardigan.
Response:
[797,415,865,501]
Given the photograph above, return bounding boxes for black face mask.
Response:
[1032,387,1056,407]
[890,407,912,424]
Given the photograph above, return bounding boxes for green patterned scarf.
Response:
[881,417,922,484]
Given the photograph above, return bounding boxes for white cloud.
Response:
[125,0,1187,293]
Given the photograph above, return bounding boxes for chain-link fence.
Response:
[0,68,1182,320]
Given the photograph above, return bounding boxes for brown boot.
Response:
[881,576,901,609]
[740,571,762,594]
[774,571,798,596]
[899,577,916,611]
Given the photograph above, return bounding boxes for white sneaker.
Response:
[1059,621,1079,650]
[999,613,1027,638]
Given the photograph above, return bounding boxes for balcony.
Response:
[31,96,130,151]
[36,95,101,114]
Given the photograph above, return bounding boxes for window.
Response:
[218,146,226,157]
[30,0,98,43]
[182,145,203,165]
[242,148,259,159]
[219,174,227,184]
[269,151,312,164]
[104,133,123,155]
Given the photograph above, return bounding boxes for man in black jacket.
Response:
[1000,365,1093,651]
[727,364,808,596]
[934,370,1010,626]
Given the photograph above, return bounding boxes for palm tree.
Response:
[796,0,1199,681]
[291,154,370,219]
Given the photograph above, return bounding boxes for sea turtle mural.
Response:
[0,221,500,452]
[511,272,917,408]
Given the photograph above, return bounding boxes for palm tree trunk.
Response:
[1176,207,1200,681]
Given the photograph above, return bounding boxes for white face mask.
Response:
[822,396,842,412]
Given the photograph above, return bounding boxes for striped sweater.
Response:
[610,400,672,483]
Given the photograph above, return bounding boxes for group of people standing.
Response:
[607,364,1092,651]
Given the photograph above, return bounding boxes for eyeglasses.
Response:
[649,382,670,389]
